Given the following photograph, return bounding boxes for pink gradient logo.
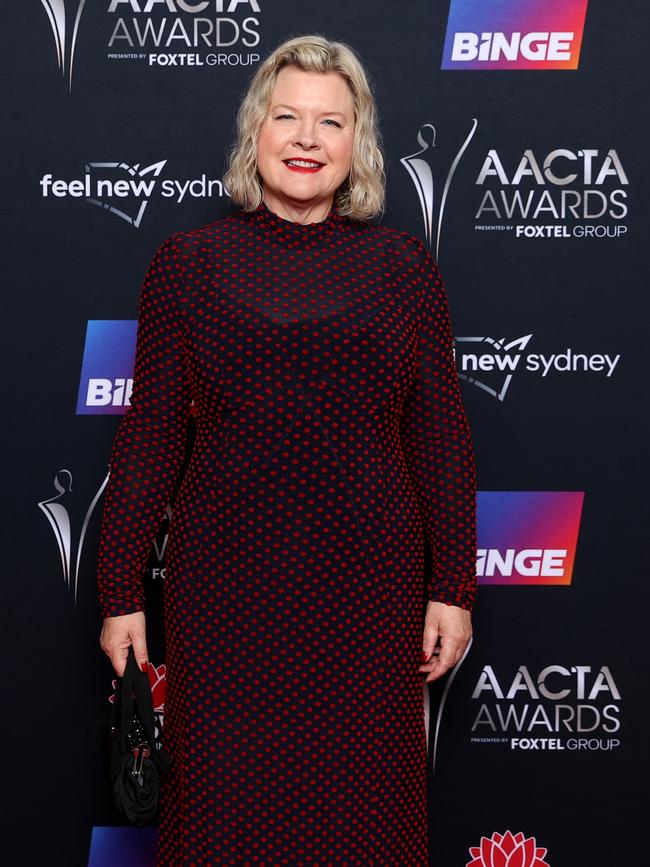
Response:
[467,830,550,867]
[477,491,584,585]
[77,320,137,415]
[442,0,589,70]
[88,826,157,866]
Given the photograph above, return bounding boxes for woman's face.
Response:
[256,65,355,216]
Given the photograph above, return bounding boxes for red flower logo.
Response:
[146,662,167,712]
[108,660,167,712]
[467,830,550,867]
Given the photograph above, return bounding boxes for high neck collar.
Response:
[247,199,342,247]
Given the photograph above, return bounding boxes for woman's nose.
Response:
[293,120,320,149]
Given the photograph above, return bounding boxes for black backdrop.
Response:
[2,2,649,865]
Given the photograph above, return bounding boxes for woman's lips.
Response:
[283,159,325,173]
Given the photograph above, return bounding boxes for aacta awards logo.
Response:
[469,663,622,752]
[40,1,262,91]
[474,147,629,241]
[106,0,261,70]
[400,120,478,261]
[466,830,550,867]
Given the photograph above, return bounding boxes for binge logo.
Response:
[87,826,157,866]
[477,491,584,584]
[77,320,136,415]
[442,0,589,70]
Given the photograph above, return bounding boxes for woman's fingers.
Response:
[422,621,439,664]
[131,629,150,674]
[419,642,459,678]
[420,600,473,682]
[419,638,468,680]
[99,611,148,677]
[112,647,129,679]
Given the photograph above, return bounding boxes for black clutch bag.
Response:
[105,645,173,826]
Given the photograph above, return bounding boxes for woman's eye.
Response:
[273,114,341,127]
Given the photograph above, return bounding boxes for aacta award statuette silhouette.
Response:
[40,1,89,92]
[38,468,109,603]
[400,120,478,262]
[402,121,478,773]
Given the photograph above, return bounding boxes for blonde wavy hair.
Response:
[223,34,386,221]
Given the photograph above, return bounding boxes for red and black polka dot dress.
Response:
[96,200,477,865]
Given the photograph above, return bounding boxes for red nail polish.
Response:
[421,649,429,663]
[141,662,148,673]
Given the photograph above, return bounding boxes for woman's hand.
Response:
[419,600,473,683]
[100,611,149,678]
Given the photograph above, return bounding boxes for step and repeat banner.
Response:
[3,2,648,865]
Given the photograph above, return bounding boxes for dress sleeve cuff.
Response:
[426,579,477,612]
[100,596,146,618]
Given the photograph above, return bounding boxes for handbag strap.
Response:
[119,645,157,750]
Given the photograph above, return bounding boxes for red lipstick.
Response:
[283,159,324,174]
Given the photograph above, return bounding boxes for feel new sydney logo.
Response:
[39,159,229,228]
[454,333,621,402]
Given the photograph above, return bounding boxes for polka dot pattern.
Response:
[96,200,478,865]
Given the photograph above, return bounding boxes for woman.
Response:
[98,34,477,866]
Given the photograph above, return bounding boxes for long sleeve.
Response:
[96,233,193,618]
[397,236,478,611]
